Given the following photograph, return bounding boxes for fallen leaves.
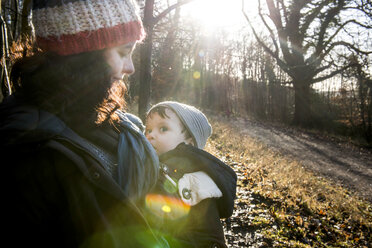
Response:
[206,119,372,247]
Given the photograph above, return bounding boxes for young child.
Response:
[144,101,237,248]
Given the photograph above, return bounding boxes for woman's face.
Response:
[103,42,136,81]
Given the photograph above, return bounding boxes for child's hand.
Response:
[178,171,222,206]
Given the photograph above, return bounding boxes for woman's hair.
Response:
[10,47,126,126]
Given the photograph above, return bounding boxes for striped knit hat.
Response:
[32,0,145,55]
[148,101,212,149]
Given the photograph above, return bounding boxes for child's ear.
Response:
[185,137,194,146]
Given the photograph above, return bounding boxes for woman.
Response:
[0,0,164,247]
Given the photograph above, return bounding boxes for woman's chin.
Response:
[111,77,123,83]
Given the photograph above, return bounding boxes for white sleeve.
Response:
[178,171,222,206]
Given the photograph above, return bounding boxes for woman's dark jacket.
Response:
[147,144,237,248]
[0,95,166,248]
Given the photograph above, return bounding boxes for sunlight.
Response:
[182,0,256,34]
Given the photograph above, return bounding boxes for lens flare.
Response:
[161,205,172,213]
[145,194,190,220]
[193,71,201,79]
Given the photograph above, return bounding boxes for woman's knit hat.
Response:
[32,0,145,55]
[148,101,212,149]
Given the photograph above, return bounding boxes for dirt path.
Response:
[228,117,372,202]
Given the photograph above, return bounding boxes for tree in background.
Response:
[2,0,371,142]
[238,32,292,121]
[341,54,372,142]
[151,6,183,103]
[138,0,194,120]
[1,0,32,99]
[243,0,372,127]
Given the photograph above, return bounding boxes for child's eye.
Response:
[160,127,168,132]
[145,129,151,134]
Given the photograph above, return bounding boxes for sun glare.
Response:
[182,0,256,33]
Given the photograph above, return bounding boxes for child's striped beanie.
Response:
[32,0,145,55]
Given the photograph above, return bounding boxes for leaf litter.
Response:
[205,117,372,248]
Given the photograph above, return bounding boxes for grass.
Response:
[205,116,372,247]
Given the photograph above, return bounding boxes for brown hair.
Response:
[10,46,126,127]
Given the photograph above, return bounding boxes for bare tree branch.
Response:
[325,41,372,57]
[1,13,11,96]
[242,0,291,76]
[301,1,330,35]
[153,0,195,26]
[308,18,359,65]
[258,0,279,55]
[315,0,345,55]
[313,63,333,76]
[312,63,355,83]
[278,0,288,26]
[265,0,292,62]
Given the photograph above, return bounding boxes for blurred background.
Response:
[1,0,371,145]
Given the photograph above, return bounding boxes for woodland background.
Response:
[1,0,372,144]
[1,1,372,247]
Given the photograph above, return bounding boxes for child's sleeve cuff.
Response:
[178,171,223,206]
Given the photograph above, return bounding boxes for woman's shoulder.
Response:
[115,110,145,132]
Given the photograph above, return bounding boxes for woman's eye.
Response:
[119,51,128,58]
[145,129,151,134]
[118,48,131,57]
[160,127,168,132]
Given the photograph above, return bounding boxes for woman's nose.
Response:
[122,57,135,75]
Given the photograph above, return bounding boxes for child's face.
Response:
[145,109,191,155]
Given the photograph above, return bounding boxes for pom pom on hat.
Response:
[148,101,212,149]
[32,0,145,55]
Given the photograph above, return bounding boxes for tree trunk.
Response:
[293,81,312,127]
[367,80,372,143]
[1,12,11,98]
[137,0,193,120]
[21,0,33,40]
[138,0,154,121]
[242,78,250,116]
[281,86,288,122]
[138,30,153,121]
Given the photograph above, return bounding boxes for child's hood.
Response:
[159,143,237,218]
